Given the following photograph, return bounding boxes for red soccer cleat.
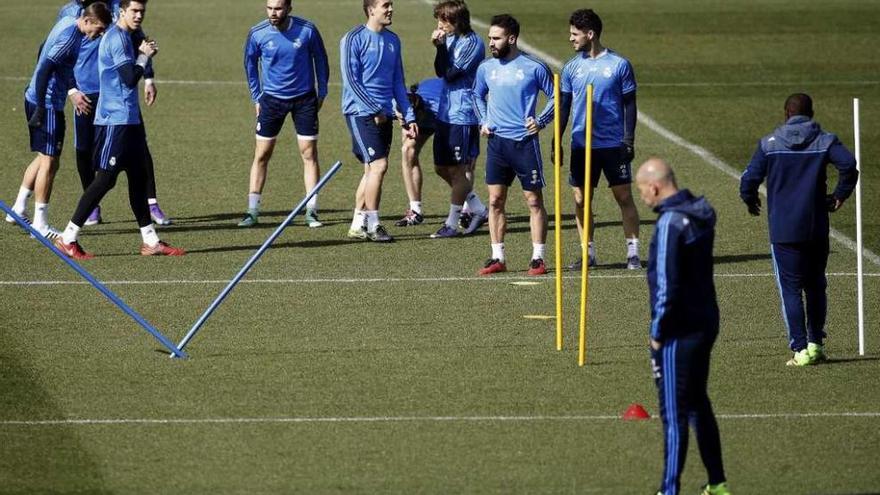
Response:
[527,258,547,276]
[478,258,507,276]
[54,238,95,260]
[140,241,186,256]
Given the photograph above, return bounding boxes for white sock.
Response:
[491,242,505,262]
[466,192,486,215]
[364,210,380,232]
[532,243,546,261]
[409,201,422,214]
[62,222,80,244]
[627,238,639,258]
[148,198,158,205]
[13,187,32,213]
[140,224,160,247]
[445,204,463,228]
[33,202,49,230]
[306,193,318,210]
[247,193,261,212]
[350,209,364,230]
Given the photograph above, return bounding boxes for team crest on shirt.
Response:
[515,69,525,81]
[603,67,613,78]
[266,40,276,50]
[293,39,302,48]
[574,67,585,79]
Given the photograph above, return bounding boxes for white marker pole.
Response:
[854,98,865,356]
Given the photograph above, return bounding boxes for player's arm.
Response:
[310,26,330,105]
[135,30,158,106]
[340,32,383,116]
[619,60,638,161]
[826,137,859,211]
[392,46,417,137]
[243,31,263,105]
[434,35,480,83]
[116,36,157,88]
[649,213,685,344]
[29,30,78,126]
[533,64,556,132]
[739,141,768,216]
[472,65,490,134]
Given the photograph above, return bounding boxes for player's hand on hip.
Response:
[69,91,92,116]
[525,117,541,135]
[144,81,157,106]
[480,125,493,137]
[27,106,46,128]
[139,39,158,58]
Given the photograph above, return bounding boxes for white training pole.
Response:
[854,98,865,356]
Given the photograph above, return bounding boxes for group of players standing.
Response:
[10,0,643,274]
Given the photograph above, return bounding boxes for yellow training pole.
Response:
[578,84,594,367]
[553,74,563,351]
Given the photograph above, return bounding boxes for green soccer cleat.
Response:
[807,342,828,363]
[237,209,259,228]
[786,349,812,367]
[700,482,731,495]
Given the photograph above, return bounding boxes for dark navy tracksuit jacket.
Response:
[647,190,725,495]
[740,116,858,351]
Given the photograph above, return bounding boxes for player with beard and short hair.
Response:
[472,14,554,275]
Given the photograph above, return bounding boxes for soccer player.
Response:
[55,0,185,258]
[740,94,858,366]
[239,0,329,228]
[395,78,441,227]
[558,9,641,270]
[5,3,111,239]
[636,158,730,495]
[59,0,174,227]
[341,0,418,243]
[472,14,554,275]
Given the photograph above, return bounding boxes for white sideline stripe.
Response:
[2,412,878,426]
[461,10,880,269]
[0,272,877,287]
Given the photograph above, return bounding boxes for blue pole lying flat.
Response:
[0,201,188,359]
[173,160,343,356]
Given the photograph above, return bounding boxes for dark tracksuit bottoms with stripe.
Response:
[648,189,726,495]
[740,115,858,352]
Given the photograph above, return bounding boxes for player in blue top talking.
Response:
[239,0,330,229]
[472,14,554,275]
[56,0,184,259]
[6,3,110,239]
[559,9,641,270]
[341,0,418,243]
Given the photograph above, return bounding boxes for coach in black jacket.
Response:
[636,158,729,495]
[740,93,858,366]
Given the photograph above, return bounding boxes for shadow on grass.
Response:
[714,253,772,264]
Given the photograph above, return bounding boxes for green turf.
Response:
[1,1,878,493]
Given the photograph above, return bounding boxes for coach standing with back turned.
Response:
[740,93,859,367]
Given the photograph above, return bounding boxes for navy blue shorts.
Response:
[25,98,65,157]
[256,92,320,140]
[570,146,632,188]
[346,115,393,164]
[73,93,100,152]
[433,122,479,166]
[93,123,147,172]
[485,134,544,191]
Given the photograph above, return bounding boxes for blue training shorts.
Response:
[433,122,479,166]
[569,146,632,188]
[485,134,544,191]
[256,92,320,140]
[25,98,65,157]
[345,115,393,164]
[93,123,147,172]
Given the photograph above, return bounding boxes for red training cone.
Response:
[622,403,651,420]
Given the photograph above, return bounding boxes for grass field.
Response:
[1,0,879,493]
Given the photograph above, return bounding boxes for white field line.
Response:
[457,10,880,268]
[0,272,877,287]
[2,411,878,427]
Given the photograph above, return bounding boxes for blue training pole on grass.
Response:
[173,160,343,356]
[0,201,188,359]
